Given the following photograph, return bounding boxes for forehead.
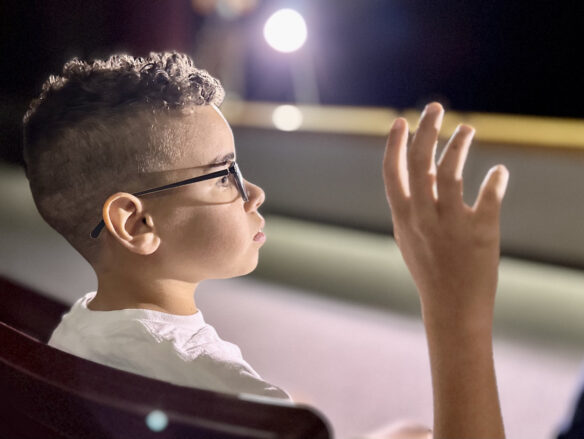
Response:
[165,105,235,168]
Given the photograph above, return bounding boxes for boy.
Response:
[23,52,508,438]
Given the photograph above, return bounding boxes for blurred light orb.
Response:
[263,9,307,53]
[146,410,168,432]
[272,105,303,131]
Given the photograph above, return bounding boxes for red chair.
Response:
[0,277,331,439]
[0,276,69,342]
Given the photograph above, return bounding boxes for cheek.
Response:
[158,205,253,276]
[191,216,246,258]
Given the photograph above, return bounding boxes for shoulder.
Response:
[138,323,292,400]
[49,297,164,357]
[182,350,293,401]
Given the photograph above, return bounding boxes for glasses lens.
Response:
[232,163,249,202]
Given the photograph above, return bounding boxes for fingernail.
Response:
[392,118,405,130]
[425,102,442,115]
[457,124,475,136]
[488,164,509,181]
[496,164,509,177]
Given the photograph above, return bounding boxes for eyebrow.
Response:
[203,152,235,170]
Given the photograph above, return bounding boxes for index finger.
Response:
[383,117,410,213]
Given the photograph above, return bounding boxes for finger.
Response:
[408,102,443,206]
[383,117,410,213]
[473,165,510,223]
[436,124,474,205]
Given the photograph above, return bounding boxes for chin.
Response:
[215,257,259,280]
[238,259,260,277]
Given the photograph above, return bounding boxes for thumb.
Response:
[474,165,509,221]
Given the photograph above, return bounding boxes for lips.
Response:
[254,218,266,242]
[253,231,266,242]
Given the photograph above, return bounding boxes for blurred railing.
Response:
[222,101,584,149]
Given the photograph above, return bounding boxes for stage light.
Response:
[263,9,307,53]
[272,105,303,131]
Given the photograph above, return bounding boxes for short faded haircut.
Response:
[23,51,225,263]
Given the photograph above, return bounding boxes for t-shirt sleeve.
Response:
[126,335,293,402]
[197,353,292,401]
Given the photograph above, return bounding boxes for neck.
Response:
[90,270,199,315]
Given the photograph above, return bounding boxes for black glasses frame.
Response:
[90,162,248,239]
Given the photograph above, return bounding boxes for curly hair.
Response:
[23,51,225,263]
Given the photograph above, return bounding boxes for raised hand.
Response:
[383,102,508,439]
[383,102,509,327]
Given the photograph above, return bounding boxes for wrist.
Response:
[423,309,503,439]
[421,303,494,343]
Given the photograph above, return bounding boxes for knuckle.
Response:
[417,124,440,138]
[446,136,463,153]
[436,166,456,182]
[438,179,463,198]
[481,186,500,203]
[435,198,460,216]
[407,149,427,166]
[413,172,436,187]
[471,223,499,247]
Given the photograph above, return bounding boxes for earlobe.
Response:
[102,193,160,255]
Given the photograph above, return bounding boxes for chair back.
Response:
[0,276,69,342]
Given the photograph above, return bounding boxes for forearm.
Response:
[423,307,504,439]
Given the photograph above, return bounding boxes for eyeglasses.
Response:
[90,162,248,239]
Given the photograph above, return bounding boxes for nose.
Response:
[243,179,265,212]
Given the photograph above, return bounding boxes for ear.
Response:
[102,192,160,255]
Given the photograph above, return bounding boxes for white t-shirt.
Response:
[49,292,291,401]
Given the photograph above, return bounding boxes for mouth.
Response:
[253,231,266,242]
[253,219,266,242]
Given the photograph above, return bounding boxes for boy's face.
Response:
[143,105,266,282]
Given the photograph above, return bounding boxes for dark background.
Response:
[1,0,582,164]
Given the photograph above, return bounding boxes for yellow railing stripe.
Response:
[222,101,584,149]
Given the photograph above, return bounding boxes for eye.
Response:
[217,175,231,187]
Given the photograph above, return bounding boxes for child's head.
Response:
[23,52,266,283]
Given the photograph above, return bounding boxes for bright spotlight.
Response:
[263,9,307,53]
[272,105,303,131]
